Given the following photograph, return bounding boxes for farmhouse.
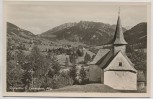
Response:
[89,12,137,90]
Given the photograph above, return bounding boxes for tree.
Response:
[77,48,84,57]
[7,42,14,91]
[51,57,60,75]
[69,50,78,65]
[84,52,92,63]
[78,66,86,84]
[65,57,69,67]
[51,75,58,89]
[127,49,147,80]
[92,55,95,60]
[26,45,47,88]
[69,65,77,84]
[47,68,54,78]
[16,48,25,65]
[127,50,146,70]
[21,70,32,91]
[7,43,25,91]
[29,45,47,77]
[43,51,61,89]
[7,63,23,91]
[7,41,13,61]
[46,51,61,76]
[21,44,26,50]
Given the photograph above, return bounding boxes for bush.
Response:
[42,74,73,90]
[78,66,87,84]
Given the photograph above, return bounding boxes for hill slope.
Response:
[40,21,126,46]
[7,22,147,49]
[7,22,36,45]
[7,22,35,39]
[124,22,147,48]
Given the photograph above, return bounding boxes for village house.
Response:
[89,12,137,90]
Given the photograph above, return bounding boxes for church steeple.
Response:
[113,8,127,45]
[113,8,128,55]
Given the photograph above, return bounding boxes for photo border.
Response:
[2,1,151,97]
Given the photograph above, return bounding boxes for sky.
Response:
[5,2,147,34]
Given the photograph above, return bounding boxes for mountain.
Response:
[111,24,127,32]
[40,21,127,46]
[7,22,35,39]
[124,26,133,30]
[7,21,147,49]
[124,22,147,49]
[42,22,77,36]
[7,22,36,44]
[6,22,48,51]
[7,22,77,51]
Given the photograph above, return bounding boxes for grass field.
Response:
[46,84,119,93]
[45,84,146,93]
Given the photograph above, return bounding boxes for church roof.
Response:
[90,49,110,64]
[96,50,114,69]
[92,50,136,73]
[113,15,128,45]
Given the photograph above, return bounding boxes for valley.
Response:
[7,21,147,92]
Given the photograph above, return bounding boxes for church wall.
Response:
[104,52,136,72]
[104,71,137,90]
[101,69,104,83]
[89,65,101,83]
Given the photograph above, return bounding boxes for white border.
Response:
[1,0,152,99]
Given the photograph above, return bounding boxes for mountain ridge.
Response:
[124,22,147,48]
[7,22,36,39]
[40,21,127,46]
[7,21,147,49]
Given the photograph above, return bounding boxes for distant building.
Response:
[89,12,137,90]
[56,54,72,67]
[77,48,95,64]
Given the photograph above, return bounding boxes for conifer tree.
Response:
[79,66,86,84]
[65,57,69,67]
[84,52,91,63]
[69,65,77,84]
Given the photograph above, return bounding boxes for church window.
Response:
[119,62,122,66]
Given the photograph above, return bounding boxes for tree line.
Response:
[7,42,88,92]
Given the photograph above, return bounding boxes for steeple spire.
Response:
[118,7,120,16]
[113,8,127,45]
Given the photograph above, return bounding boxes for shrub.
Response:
[78,66,87,84]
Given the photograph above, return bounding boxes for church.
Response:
[89,11,137,90]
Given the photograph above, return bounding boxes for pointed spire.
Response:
[118,7,120,16]
[113,8,127,45]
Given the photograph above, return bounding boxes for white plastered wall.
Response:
[104,71,137,90]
